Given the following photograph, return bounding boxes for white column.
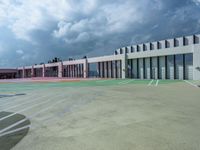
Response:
[121,53,127,79]
[42,64,45,77]
[31,66,34,78]
[112,61,117,78]
[22,67,25,78]
[58,62,63,78]
[83,59,88,78]
[145,58,150,79]
[193,45,200,80]
[104,62,108,78]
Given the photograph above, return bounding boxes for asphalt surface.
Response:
[0,79,200,150]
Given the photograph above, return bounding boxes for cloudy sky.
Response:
[0,0,200,67]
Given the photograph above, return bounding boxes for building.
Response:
[0,69,17,79]
[0,34,200,80]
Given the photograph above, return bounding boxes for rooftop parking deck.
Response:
[0,78,200,150]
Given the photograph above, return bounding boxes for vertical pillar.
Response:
[31,66,34,78]
[174,55,176,79]
[114,60,118,78]
[42,64,45,77]
[76,65,79,77]
[58,62,63,78]
[22,67,25,78]
[150,57,152,79]
[83,59,88,78]
[121,53,127,79]
[76,64,78,78]
[165,56,168,79]
[97,62,100,78]
[137,59,139,79]
[193,45,200,80]
[107,61,111,78]
[183,54,186,80]
[157,56,160,79]
[110,61,113,78]
[104,62,107,78]
[101,62,104,78]
[99,62,103,78]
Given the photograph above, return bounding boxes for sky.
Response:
[0,0,200,67]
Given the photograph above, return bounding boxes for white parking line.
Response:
[0,118,27,134]
[155,80,159,86]
[96,80,107,83]
[148,80,154,86]
[0,93,65,122]
[184,80,198,88]
[119,80,135,85]
[0,90,60,111]
[0,94,48,111]
[0,92,37,106]
[0,125,30,137]
[96,79,115,83]
[118,80,129,84]
[0,97,68,137]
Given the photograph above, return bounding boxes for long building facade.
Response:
[1,34,200,80]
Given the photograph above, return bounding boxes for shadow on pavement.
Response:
[0,111,30,150]
[0,93,26,99]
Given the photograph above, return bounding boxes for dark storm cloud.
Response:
[0,0,200,67]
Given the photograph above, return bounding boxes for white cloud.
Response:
[193,0,200,5]
[0,0,72,41]
[53,21,72,38]
[16,49,24,55]
[64,32,90,43]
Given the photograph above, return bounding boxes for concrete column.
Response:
[71,65,74,77]
[139,58,144,79]
[77,64,80,78]
[145,58,150,79]
[83,59,88,78]
[97,62,100,78]
[58,62,63,78]
[193,44,200,80]
[108,61,113,78]
[112,61,116,78]
[107,61,111,78]
[101,62,104,78]
[22,67,25,78]
[31,66,34,78]
[104,62,108,78]
[121,53,128,79]
[99,62,103,78]
[69,65,72,77]
[42,64,45,77]
[152,57,158,79]
[76,64,78,78]
[159,56,166,79]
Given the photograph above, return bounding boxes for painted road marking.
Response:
[0,89,62,109]
[0,97,67,137]
[0,94,48,111]
[96,80,107,83]
[118,80,131,84]
[96,79,115,83]
[119,80,135,85]
[184,80,198,88]
[155,80,159,86]
[0,92,36,104]
[0,118,27,134]
[0,93,64,122]
[0,89,51,107]
[148,80,154,86]
[0,125,30,137]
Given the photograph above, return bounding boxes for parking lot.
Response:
[0,79,200,150]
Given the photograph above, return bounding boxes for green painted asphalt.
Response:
[0,79,186,93]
